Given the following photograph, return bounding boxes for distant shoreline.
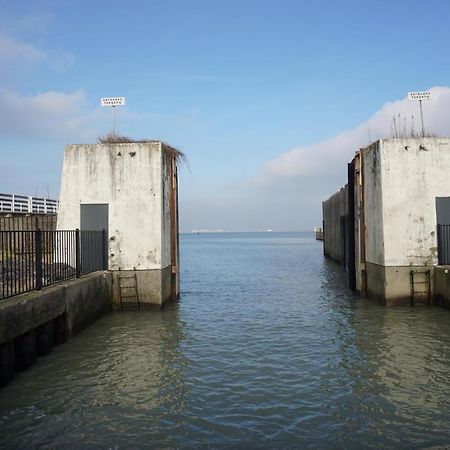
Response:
[180,230,314,234]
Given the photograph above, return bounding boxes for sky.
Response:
[1,0,450,231]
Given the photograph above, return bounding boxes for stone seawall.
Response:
[0,271,112,387]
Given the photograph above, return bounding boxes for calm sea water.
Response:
[1,232,450,449]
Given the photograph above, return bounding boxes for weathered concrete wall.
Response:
[362,142,386,300]
[161,151,172,269]
[363,142,385,267]
[111,266,172,309]
[57,142,179,306]
[322,185,348,264]
[433,266,450,309]
[58,143,165,271]
[379,138,450,267]
[0,272,112,386]
[362,138,450,304]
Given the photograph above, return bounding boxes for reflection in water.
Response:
[0,307,189,448]
[1,232,450,448]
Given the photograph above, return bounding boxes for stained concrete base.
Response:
[366,262,432,306]
[0,271,112,387]
[433,266,450,309]
[111,266,173,309]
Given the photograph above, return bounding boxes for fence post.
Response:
[75,228,81,278]
[35,229,43,290]
[102,228,108,270]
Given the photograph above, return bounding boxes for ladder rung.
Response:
[118,273,140,312]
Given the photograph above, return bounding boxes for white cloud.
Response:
[262,86,450,181]
[0,35,45,64]
[0,34,75,73]
[0,89,88,137]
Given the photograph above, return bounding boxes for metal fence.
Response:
[0,229,106,300]
[0,193,59,214]
[437,224,450,265]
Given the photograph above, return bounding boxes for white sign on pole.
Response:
[101,97,126,107]
[408,91,431,101]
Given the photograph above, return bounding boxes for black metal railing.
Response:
[0,229,106,300]
[437,224,450,265]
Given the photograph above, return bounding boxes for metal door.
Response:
[80,204,108,271]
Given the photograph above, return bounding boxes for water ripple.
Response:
[1,232,450,448]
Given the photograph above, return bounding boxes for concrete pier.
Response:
[323,138,450,306]
[57,142,180,308]
[0,271,112,387]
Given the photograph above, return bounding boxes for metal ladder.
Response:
[410,269,431,306]
[118,273,140,311]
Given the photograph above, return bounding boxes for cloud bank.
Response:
[263,86,450,181]
[0,89,87,137]
[190,86,450,231]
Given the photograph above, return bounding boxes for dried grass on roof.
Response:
[97,132,187,165]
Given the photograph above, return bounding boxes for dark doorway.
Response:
[80,204,108,271]
[347,161,356,290]
[80,204,109,231]
[436,197,450,265]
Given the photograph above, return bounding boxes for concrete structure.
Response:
[0,271,112,387]
[323,138,450,306]
[322,186,348,264]
[314,227,324,240]
[433,266,450,309]
[57,142,180,308]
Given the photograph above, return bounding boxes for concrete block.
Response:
[0,285,66,346]
[366,263,433,306]
[64,272,112,336]
[112,266,172,308]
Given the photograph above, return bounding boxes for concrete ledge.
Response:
[0,271,112,345]
[0,271,112,387]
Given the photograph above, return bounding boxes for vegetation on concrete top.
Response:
[389,114,437,139]
[97,132,187,165]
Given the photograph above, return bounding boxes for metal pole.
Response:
[419,99,425,138]
[75,228,80,278]
[35,229,43,290]
[113,106,116,137]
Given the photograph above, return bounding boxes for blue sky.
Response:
[1,0,450,230]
